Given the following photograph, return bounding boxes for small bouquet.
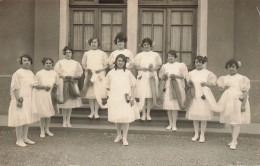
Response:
[125,93,134,107]
[17,97,23,108]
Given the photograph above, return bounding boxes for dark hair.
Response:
[225,59,239,69]
[88,37,100,46]
[114,32,127,45]
[63,46,74,55]
[168,50,178,58]
[141,38,152,47]
[41,57,54,66]
[114,54,127,71]
[19,54,33,65]
[194,55,208,64]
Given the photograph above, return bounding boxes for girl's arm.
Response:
[14,89,23,107]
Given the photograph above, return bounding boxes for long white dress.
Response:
[186,69,217,121]
[54,59,83,108]
[8,68,39,127]
[33,69,59,118]
[109,49,134,68]
[134,51,162,99]
[104,69,139,123]
[159,62,188,111]
[82,49,108,104]
[215,74,250,125]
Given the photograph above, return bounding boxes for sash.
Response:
[158,75,167,105]
[169,77,183,109]
[51,84,63,113]
[149,76,160,107]
[81,69,92,97]
[63,76,80,103]
[184,81,195,108]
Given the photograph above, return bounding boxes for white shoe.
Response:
[88,114,94,119]
[23,139,35,145]
[45,130,54,137]
[94,115,100,119]
[227,142,237,146]
[172,126,177,132]
[67,122,72,128]
[199,136,205,143]
[141,115,146,121]
[123,138,128,146]
[40,131,45,138]
[147,116,152,121]
[230,143,237,150]
[166,126,172,130]
[191,135,199,142]
[16,141,27,147]
[114,135,122,143]
[62,123,66,127]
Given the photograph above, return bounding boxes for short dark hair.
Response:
[195,55,208,64]
[168,50,178,58]
[141,38,152,47]
[41,57,54,66]
[114,32,127,45]
[114,54,127,71]
[63,46,74,55]
[225,59,239,69]
[19,54,33,65]
[88,37,100,46]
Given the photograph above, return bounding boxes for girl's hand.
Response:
[44,86,51,92]
[16,97,23,108]
[95,69,101,74]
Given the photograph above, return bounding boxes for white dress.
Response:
[186,69,217,121]
[159,62,188,111]
[134,51,162,99]
[82,49,108,102]
[54,59,83,108]
[215,74,250,125]
[109,49,134,68]
[104,69,138,123]
[33,69,59,118]
[8,68,39,127]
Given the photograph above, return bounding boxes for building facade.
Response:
[0,0,259,122]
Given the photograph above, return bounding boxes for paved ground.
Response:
[0,128,259,166]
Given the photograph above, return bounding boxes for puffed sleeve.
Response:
[216,76,225,88]
[102,51,109,67]
[75,62,83,77]
[159,65,166,79]
[134,53,142,67]
[156,53,162,66]
[180,63,188,77]
[108,52,116,67]
[81,52,88,70]
[103,72,111,89]
[54,61,61,75]
[10,71,20,92]
[129,71,136,86]
[240,76,250,92]
[207,71,217,85]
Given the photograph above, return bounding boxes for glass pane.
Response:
[142,12,152,24]
[102,12,112,24]
[142,26,152,39]
[102,26,112,51]
[182,26,192,51]
[170,26,181,51]
[84,11,94,24]
[74,11,83,24]
[182,12,193,25]
[153,12,163,24]
[73,51,83,63]
[181,53,192,68]
[84,26,94,51]
[153,26,163,51]
[112,12,123,24]
[171,12,181,25]
[112,26,122,50]
[73,25,83,50]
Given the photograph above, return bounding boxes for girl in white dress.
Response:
[104,54,138,146]
[159,50,188,131]
[135,38,162,121]
[8,55,39,147]
[186,56,217,143]
[214,59,250,150]
[109,32,134,70]
[54,46,83,127]
[82,38,108,119]
[33,58,59,138]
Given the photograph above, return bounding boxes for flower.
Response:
[237,61,242,67]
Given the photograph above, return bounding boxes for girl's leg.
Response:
[40,118,46,138]
[146,98,152,120]
[166,111,173,129]
[15,126,26,147]
[22,124,35,144]
[230,125,240,149]
[94,100,100,118]
[141,101,146,121]
[199,121,207,143]
[192,121,199,141]
[114,123,122,143]
[88,99,95,118]
[171,111,178,131]
[66,109,72,127]
[62,109,67,127]
[45,118,54,136]
[122,123,129,146]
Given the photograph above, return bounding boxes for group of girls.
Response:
[8,32,250,149]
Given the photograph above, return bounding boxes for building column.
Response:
[127,0,138,55]
[59,0,69,59]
